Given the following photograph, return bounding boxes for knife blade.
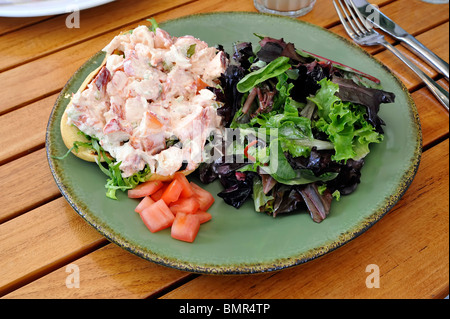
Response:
[347,0,449,80]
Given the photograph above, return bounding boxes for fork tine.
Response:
[333,0,358,39]
[337,0,363,36]
[342,0,367,34]
[347,0,373,31]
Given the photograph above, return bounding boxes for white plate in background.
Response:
[0,0,115,17]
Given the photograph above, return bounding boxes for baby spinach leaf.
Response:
[236,56,291,93]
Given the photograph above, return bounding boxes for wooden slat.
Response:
[382,0,449,36]
[0,149,60,223]
[0,29,121,115]
[0,16,53,36]
[0,0,193,72]
[160,139,449,299]
[0,197,106,296]
[3,244,193,299]
[0,94,58,164]
[413,79,449,147]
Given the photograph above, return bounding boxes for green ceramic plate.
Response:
[46,12,422,274]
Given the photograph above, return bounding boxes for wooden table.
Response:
[0,0,448,300]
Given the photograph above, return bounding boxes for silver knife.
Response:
[348,0,449,80]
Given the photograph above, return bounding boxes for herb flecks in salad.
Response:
[200,35,395,223]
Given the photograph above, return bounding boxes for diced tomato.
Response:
[135,196,155,214]
[151,184,167,202]
[190,182,215,211]
[196,77,209,93]
[161,179,183,205]
[171,213,201,243]
[169,197,200,215]
[174,172,194,198]
[128,180,165,199]
[244,139,258,162]
[146,112,164,129]
[140,199,175,233]
[196,211,212,224]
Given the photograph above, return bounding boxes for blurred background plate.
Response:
[0,0,115,17]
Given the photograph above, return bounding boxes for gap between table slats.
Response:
[0,15,56,37]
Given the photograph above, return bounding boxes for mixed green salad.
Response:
[200,35,395,223]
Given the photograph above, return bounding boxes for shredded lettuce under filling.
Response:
[54,131,152,200]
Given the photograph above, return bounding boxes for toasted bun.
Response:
[61,110,104,162]
[60,53,195,181]
[61,55,108,163]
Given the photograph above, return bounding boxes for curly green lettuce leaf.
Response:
[310,79,384,162]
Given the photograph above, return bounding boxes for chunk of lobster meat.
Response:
[130,25,156,47]
[128,78,162,102]
[119,149,147,178]
[154,28,173,49]
[153,147,184,177]
[130,111,166,155]
[106,71,129,98]
[103,33,133,55]
[162,66,196,101]
[124,96,148,126]
[123,50,157,79]
[106,54,125,73]
[103,118,132,143]
[190,47,217,77]
[203,51,228,85]
[94,67,112,93]
[174,35,209,55]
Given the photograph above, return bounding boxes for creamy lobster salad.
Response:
[65,24,228,178]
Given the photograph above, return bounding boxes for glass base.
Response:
[254,0,316,18]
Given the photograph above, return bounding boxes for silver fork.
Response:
[333,0,449,111]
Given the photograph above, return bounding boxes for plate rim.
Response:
[45,11,422,275]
